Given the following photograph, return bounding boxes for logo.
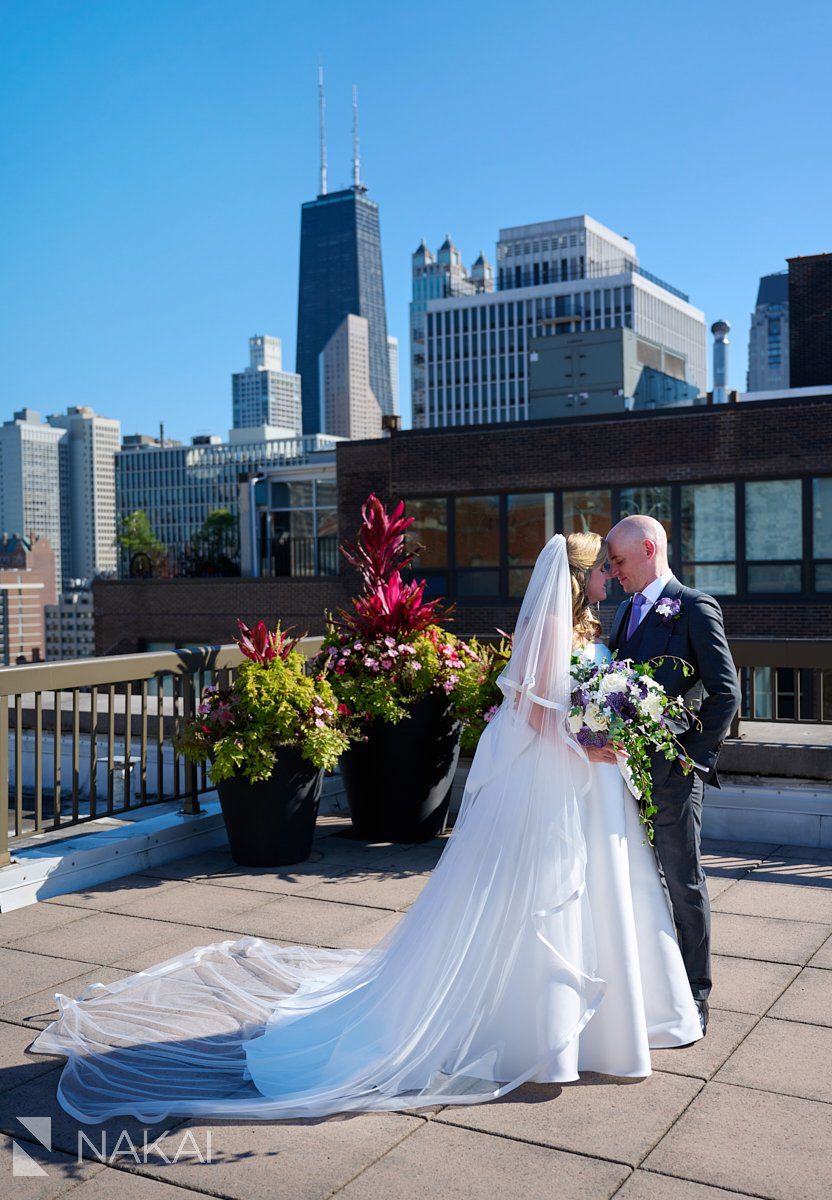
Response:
[11,1116,214,1176]
[12,1117,51,1177]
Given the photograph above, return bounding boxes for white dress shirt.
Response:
[631,569,675,628]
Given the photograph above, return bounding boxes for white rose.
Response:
[585,703,610,732]
[598,671,628,697]
[568,712,583,734]
[641,694,663,723]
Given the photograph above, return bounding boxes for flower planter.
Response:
[339,690,463,842]
[214,747,324,867]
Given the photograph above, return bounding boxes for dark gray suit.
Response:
[609,576,741,1001]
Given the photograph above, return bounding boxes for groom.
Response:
[604,514,741,1036]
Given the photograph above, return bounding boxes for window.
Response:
[745,480,802,592]
[681,483,736,593]
[405,497,448,595]
[813,477,832,592]
[508,493,555,595]
[620,486,672,556]
[455,496,500,595]
[562,489,611,537]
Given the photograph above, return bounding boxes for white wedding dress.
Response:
[27,537,701,1124]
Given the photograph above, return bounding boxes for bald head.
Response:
[606,514,669,594]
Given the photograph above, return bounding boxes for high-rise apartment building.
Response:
[788,253,832,388]
[411,216,706,428]
[232,336,302,434]
[296,185,393,433]
[319,314,383,440]
[47,405,121,580]
[0,409,68,589]
[747,273,789,392]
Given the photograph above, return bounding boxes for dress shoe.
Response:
[694,998,709,1036]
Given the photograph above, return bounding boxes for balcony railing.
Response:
[0,638,322,867]
[2,637,829,868]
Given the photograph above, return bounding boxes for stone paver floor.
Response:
[2,816,831,1200]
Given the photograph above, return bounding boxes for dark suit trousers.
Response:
[652,763,711,1001]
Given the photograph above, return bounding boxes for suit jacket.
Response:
[608,576,741,791]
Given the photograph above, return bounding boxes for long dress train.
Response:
[26,537,701,1123]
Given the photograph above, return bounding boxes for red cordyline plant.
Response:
[334,494,454,639]
[235,618,306,665]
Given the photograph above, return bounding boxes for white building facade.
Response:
[410,236,493,428]
[413,216,706,428]
[47,406,121,580]
[0,409,68,589]
[747,272,790,392]
[318,314,384,440]
[232,335,303,434]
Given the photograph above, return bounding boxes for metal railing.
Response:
[730,638,832,724]
[1,635,829,867]
[0,638,322,867]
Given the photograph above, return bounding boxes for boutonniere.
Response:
[655,597,682,623]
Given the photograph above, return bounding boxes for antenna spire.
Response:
[352,84,361,188]
[318,64,328,196]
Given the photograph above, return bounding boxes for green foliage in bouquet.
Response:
[177,620,349,783]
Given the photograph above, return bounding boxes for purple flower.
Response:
[606,691,638,721]
[577,726,609,748]
[655,597,682,622]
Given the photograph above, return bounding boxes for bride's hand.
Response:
[585,744,618,764]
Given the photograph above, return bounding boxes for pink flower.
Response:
[314,718,325,728]
[380,657,392,669]
[364,656,377,667]
[484,705,498,723]
[335,663,346,675]
[354,641,364,651]
[384,636,396,648]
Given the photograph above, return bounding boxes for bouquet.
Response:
[568,654,695,843]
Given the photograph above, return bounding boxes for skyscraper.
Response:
[295,78,393,433]
[47,405,121,580]
[319,314,383,440]
[747,273,789,391]
[410,236,492,427]
[0,409,68,589]
[387,335,399,414]
[232,335,302,433]
[788,253,832,388]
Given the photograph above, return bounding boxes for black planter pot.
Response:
[214,747,324,867]
[339,690,462,843]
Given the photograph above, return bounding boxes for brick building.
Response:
[0,533,58,665]
[94,394,832,653]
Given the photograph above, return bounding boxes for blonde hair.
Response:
[566,531,606,646]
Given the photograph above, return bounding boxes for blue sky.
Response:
[2,0,830,441]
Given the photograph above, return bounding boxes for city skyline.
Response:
[2,0,831,442]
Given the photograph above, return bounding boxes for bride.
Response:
[28,531,702,1123]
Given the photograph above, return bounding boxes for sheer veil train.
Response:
[28,533,606,1123]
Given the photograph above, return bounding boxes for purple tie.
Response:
[626,592,646,640]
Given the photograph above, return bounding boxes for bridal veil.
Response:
[28,533,605,1122]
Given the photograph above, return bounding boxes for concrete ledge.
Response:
[1,775,348,913]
